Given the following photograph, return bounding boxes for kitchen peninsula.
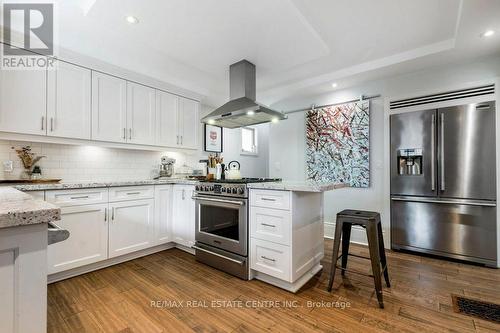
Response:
[0,187,60,333]
[247,182,346,292]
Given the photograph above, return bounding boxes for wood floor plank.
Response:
[48,241,500,333]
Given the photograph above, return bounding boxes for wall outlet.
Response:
[2,160,13,173]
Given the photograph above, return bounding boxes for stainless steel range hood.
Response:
[201,60,287,128]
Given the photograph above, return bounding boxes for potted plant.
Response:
[14,146,45,180]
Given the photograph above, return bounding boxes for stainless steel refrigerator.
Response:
[390,101,497,267]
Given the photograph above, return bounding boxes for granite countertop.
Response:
[10,178,200,191]
[246,181,348,192]
[0,187,61,229]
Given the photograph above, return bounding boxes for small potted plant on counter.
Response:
[14,146,45,180]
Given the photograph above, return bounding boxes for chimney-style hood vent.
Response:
[201,60,287,128]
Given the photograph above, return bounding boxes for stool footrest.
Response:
[335,265,374,278]
[336,252,371,262]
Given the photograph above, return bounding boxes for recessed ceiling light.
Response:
[481,30,495,38]
[207,119,215,125]
[271,117,279,123]
[126,16,139,24]
[331,83,338,88]
[247,111,255,116]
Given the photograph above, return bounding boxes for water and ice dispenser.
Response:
[397,148,423,175]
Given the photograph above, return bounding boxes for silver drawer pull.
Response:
[261,256,276,262]
[192,196,245,206]
[192,245,244,265]
[261,223,276,228]
[70,195,89,200]
[126,192,141,195]
[261,198,276,202]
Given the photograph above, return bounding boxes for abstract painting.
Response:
[306,100,370,187]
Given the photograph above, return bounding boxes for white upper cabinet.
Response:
[0,67,47,135]
[91,71,127,143]
[127,82,156,145]
[178,97,199,149]
[155,90,179,147]
[155,91,199,149]
[47,60,91,139]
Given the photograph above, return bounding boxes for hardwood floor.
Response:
[48,240,500,333]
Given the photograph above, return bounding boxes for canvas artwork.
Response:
[306,100,370,187]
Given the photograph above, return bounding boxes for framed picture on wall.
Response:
[204,124,223,153]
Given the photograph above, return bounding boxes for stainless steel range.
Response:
[192,178,281,279]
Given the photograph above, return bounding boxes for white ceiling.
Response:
[25,0,500,105]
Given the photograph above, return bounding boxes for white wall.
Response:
[269,54,500,246]
[0,105,269,182]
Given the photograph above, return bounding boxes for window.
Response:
[241,127,258,155]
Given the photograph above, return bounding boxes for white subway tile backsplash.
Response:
[0,140,202,182]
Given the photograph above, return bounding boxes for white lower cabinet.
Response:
[154,185,173,244]
[44,185,196,277]
[250,238,291,281]
[172,185,196,248]
[48,204,108,274]
[249,189,324,292]
[108,199,154,258]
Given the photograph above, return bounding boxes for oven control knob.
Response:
[195,185,200,191]
[221,187,226,192]
[203,186,208,191]
[232,188,237,194]
[210,186,214,191]
[238,188,244,195]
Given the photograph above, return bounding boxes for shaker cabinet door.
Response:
[47,204,108,274]
[171,185,195,247]
[91,72,127,143]
[178,97,199,149]
[47,60,91,139]
[127,82,156,145]
[154,185,172,244]
[0,67,47,135]
[155,90,179,147]
[108,199,154,258]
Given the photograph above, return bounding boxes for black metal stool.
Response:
[327,209,390,308]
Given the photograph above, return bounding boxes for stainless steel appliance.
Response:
[390,101,497,266]
[192,178,281,279]
[157,156,175,178]
[201,60,287,128]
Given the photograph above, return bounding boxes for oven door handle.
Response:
[192,196,245,206]
[192,245,245,265]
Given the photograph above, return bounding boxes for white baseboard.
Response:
[324,222,390,248]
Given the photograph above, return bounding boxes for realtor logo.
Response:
[1,2,57,69]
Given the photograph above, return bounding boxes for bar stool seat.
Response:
[327,209,390,308]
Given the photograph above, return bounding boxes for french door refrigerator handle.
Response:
[391,196,497,207]
[440,113,445,191]
[431,113,435,191]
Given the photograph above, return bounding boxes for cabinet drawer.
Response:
[250,207,291,246]
[250,238,290,281]
[250,190,290,210]
[45,188,108,207]
[109,186,154,202]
